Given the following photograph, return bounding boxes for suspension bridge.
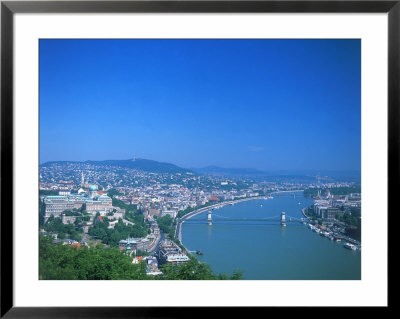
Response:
[175,204,309,242]
[187,211,307,226]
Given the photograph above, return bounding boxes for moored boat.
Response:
[343,242,357,250]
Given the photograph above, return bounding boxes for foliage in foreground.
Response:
[159,256,243,280]
[39,235,243,280]
[39,235,147,280]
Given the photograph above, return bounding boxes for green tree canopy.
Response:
[39,235,147,280]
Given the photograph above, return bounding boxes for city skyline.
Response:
[40,39,361,171]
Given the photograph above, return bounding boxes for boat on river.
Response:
[343,242,357,250]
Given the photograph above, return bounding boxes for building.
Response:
[144,256,162,276]
[84,194,113,213]
[119,237,152,252]
[43,196,76,221]
[317,206,342,220]
[43,185,112,222]
[313,199,330,216]
[160,210,177,219]
[107,220,118,229]
[61,214,77,225]
[150,222,160,235]
[81,171,85,186]
[158,239,189,264]
[109,208,126,220]
[89,185,98,199]
[148,208,161,217]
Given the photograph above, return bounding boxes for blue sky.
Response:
[39,39,360,171]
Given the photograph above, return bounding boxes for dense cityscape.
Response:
[39,158,361,280]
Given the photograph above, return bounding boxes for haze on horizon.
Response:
[40,39,361,172]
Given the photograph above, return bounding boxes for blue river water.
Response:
[181,192,361,280]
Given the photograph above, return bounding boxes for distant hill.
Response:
[40,159,360,182]
[192,166,268,176]
[192,166,360,182]
[41,158,193,174]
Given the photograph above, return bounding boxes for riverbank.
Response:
[302,207,310,219]
[270,189,304,194]
[301,206,360,246]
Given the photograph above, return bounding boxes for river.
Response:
[181,192,361,280]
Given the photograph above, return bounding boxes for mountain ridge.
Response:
[40,158,193,174]
[40,158,360,181]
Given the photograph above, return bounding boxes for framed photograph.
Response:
[1,0,395,316]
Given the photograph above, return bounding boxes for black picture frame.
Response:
[1,0,396,317]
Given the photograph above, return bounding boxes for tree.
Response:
[62,210,76,216]
[39,234,147,280]
[106,188,123,198]
[39,199,45,227]
[158,257,243,280]
[230,269,243,280]
[157,215,173,233]
[44,217,82,241]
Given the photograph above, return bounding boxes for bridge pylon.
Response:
[281,212,286,227]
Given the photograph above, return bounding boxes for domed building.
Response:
[89,185,98,199]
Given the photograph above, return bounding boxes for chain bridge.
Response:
[187,211,306,226]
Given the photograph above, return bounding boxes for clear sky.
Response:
[39,39,360,171]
